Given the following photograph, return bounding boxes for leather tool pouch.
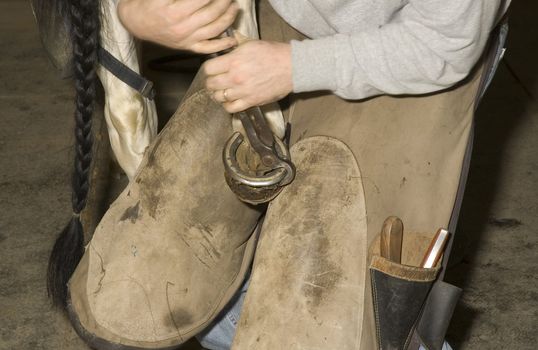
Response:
[370,255,439,350]
[369,233,441,350]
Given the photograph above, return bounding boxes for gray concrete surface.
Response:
[0,0,536,349]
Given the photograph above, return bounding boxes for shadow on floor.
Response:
[446,1,538,347]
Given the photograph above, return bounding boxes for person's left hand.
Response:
[203,40,292,113]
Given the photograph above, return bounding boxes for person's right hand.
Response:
[118,0,239,54]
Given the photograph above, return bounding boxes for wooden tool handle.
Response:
[380,216,404,264]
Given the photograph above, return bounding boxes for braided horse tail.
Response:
[46,0,101,309]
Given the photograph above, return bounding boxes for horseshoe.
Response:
[223,106,295,204]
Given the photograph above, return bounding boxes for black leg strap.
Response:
[97,46,156,100]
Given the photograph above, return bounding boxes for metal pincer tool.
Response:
[215,28,296,204]
[223,106,295,205]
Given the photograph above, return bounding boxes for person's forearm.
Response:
[291,0,503,99]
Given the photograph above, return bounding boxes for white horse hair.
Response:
[98,0,285,180]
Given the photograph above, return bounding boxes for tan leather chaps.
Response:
[231,2,488,349]
[66,1,492,349]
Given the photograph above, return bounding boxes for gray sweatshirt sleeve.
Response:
[291,0,503,99]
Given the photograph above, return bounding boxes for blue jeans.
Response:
[195,277,249,350]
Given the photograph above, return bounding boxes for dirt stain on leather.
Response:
[169,308,193,326]
[120,201,140,223]
[165,282,195,334]
[301,227,343,309]
[136,134,177,219]
[146,136,164,168]
[304,152,321,164]
[284,143,345,310]
[284,187,343,310]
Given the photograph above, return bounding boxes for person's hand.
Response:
[203,40,292,113]
[117,0,239,54]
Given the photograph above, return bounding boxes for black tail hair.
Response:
[47,0,101,309]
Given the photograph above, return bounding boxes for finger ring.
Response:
[223,89,229,102]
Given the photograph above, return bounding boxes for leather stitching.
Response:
[370,269,382,349]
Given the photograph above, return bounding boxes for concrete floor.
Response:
[0,0,535,349]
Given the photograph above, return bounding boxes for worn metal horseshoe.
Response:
[223,106,296,204]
